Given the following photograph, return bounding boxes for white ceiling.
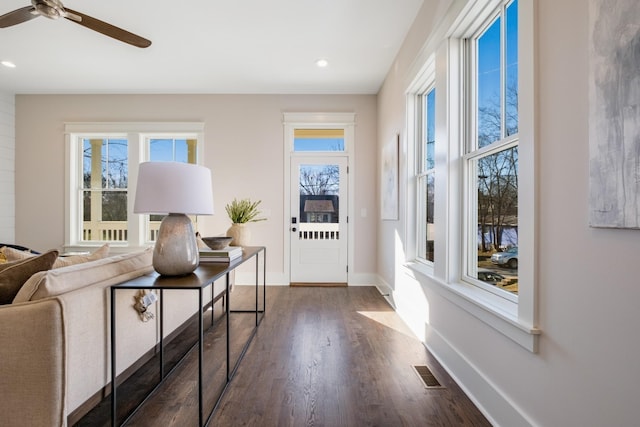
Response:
[0,0,424,94]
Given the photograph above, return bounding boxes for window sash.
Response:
[416,86,436,263]
[463,0,519,302]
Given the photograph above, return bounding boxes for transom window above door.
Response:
[293,129,345,152]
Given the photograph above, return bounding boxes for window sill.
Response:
[405,261,540,352]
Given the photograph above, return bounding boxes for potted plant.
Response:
[225,198,266,246]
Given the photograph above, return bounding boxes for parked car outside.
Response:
[477,269,506,283]
[491,247,518,269]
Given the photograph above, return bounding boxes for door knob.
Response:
[292,227,297,232]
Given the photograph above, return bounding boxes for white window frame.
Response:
[406,0,539,352]
[64,122,205,252]
[462,1,519,303]
[407,56,437,267]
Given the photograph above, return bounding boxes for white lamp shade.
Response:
[134,162,214,215]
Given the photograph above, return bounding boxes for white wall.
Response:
[377,0,640,426]
[0,93,15,243]
[14,94,378,284]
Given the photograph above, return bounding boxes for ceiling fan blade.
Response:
[64,8,151,48]
[0,6,38,28]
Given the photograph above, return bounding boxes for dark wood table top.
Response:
[112,246,265,290]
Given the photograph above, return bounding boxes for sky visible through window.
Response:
[150,139,189,162]
[477,0,518,146]
[294,137,344,152]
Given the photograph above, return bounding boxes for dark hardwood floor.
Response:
[76,286,491,427]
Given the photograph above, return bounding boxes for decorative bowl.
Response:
[201,236,233,250]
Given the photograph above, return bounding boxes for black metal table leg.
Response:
[198,289,204,426]
[111,287,117,427]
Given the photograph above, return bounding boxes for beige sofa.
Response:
[0,248,223,426]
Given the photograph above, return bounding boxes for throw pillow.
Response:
[0,250,58,305]
[1,246,35,262]
[0,244,109,268]
[53,244,110,268]
[14,248,153,303]
[0,251,6,264]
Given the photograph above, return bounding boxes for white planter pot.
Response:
[226,223,251,246]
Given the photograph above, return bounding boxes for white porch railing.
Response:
[83,221,161,242]
[297,223,340,240]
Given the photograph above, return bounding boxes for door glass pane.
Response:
[294,129,345,152]
[81,138,128,242]
[475,147,518,294]
[298,164,340,240]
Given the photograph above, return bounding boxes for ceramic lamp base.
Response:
[153,213,199,276]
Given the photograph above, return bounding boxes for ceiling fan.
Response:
[0,0,151,48]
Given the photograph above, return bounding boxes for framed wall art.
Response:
[588,0,640,228]
[381,133,400,221]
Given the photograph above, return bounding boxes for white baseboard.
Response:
[373,274,533,427]
[235,271,288,286]
[235,272,386,287]
[347,272,379,286]
[424,327,534,427]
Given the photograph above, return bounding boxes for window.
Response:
[418,88,436,263]
[464,0,519,302]
[82,138,128,241]
[65,123,204,250]
[293,129,345,152]
[406,0,537,351]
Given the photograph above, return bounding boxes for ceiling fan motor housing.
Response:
[32,0,64,19]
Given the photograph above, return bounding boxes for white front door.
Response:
[290,156,348,283]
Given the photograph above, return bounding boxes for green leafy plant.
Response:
[225,198,266,223]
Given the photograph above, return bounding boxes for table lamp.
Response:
[134,161,214,276]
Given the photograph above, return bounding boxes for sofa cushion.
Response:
[1,244,110,269]
[0,250,59,305]
[52,244,110,268]
[0,246,37,262]
[13,248,153,303]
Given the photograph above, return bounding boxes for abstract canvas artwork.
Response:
[588,0,640,228]
[382,133,399,220]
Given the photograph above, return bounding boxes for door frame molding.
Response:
[282,112,356,285]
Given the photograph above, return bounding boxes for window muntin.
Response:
[466,0,519,300]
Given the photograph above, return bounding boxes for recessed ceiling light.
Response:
[315,58,329,68]
[1,61,16,68]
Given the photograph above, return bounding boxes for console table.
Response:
[110,246,266,426]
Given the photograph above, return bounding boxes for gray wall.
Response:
[0,93,14,243]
